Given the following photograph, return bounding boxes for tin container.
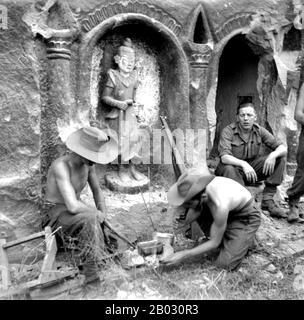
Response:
[153,232,174,246]
[137,240,163,256]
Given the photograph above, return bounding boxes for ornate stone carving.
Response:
[215,13,253,42]
[46,38,73,60]
[22,0,80,42]
[22,0,80,194]
[189,45,212,68]
[80,0,182,36]
[190,52,211,68]
[293,0,304,30]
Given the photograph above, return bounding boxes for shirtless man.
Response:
[44,126,118,280]
[160,167,261,270]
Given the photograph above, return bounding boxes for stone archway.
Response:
[210,34,261,157]
[78,14,190,131]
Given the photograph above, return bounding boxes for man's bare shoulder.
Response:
[49,156,70,178]
[206,177,252,217]
[206,176,251,204]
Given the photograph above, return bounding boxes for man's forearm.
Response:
[270,144,287,159]
[184,238,219,259]
[68,200,96,215]
[221,154,246,168]
[94,192,107,213]
[294,83,304,125]
[96,200,106,213]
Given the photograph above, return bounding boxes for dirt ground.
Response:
[67,183,304,300]
[2,177,304,300]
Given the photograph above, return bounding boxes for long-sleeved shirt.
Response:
[218,122,282,160]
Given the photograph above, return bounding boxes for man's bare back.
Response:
[204,176,252,214]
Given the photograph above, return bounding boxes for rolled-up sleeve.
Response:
[260,127,282,150]
[218,126,234,157]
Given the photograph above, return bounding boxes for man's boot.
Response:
[261,185,287,218]
[261,199,287,218]
[287,197,304,223]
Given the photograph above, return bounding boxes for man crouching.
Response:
[160,168,261,270]
[43,126,118,282]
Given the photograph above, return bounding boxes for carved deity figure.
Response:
[101,38,146,183]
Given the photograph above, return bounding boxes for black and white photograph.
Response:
[1,0,304,304]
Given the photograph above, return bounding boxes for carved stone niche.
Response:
[78,13,191,187]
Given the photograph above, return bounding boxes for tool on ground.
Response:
[103,220,136,249]
[160,115,204,240]
[138,185,156,231]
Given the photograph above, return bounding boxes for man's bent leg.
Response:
[215,162,245,186]
[215,201,261,270]
[50,208,106,280]
[249,156,287,218]
[287,130,304,200]
[249,156,285,187]
[287,128,304,222]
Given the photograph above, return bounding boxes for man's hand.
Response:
[263,153,276,176]
[159,250,189,266]
[183,199,200,209]
[183,208,200,225]
[241,161,257,183]
[97,210,106,223]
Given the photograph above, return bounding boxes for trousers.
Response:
[287,127,304,200]
[42,203,107,269]
[215,156,285,198]
[197,198,261,270]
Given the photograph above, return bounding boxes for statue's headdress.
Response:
[117,38,135,57]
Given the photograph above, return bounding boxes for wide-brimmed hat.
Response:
[66,126,118,164]
[167,167,215,206]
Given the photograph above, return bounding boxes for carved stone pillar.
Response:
[40,37,76,191]
[189,47,212,129]
[188,44,212,168]
[22,0,80,195]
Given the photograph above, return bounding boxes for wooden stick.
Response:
[3,231,45,249]
[0,239,11,289]
[103,221,136,249]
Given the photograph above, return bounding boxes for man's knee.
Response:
[76,210,100,228]
[216,164,239,176]
[215,252,242,271]
[275,155,286,168]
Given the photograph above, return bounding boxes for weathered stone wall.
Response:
[0,0,303,239]
[205,0,302,176]
[0,1,41,240]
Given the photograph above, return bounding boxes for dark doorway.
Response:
[210,34,260,158]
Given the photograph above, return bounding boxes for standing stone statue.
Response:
[101,38,147,184]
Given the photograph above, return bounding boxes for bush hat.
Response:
[167,167,215,206]
[66,126,118,164]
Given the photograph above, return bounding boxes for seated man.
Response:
[215,102,287,218]
[43,126,118,281]
[160,167,261,270]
